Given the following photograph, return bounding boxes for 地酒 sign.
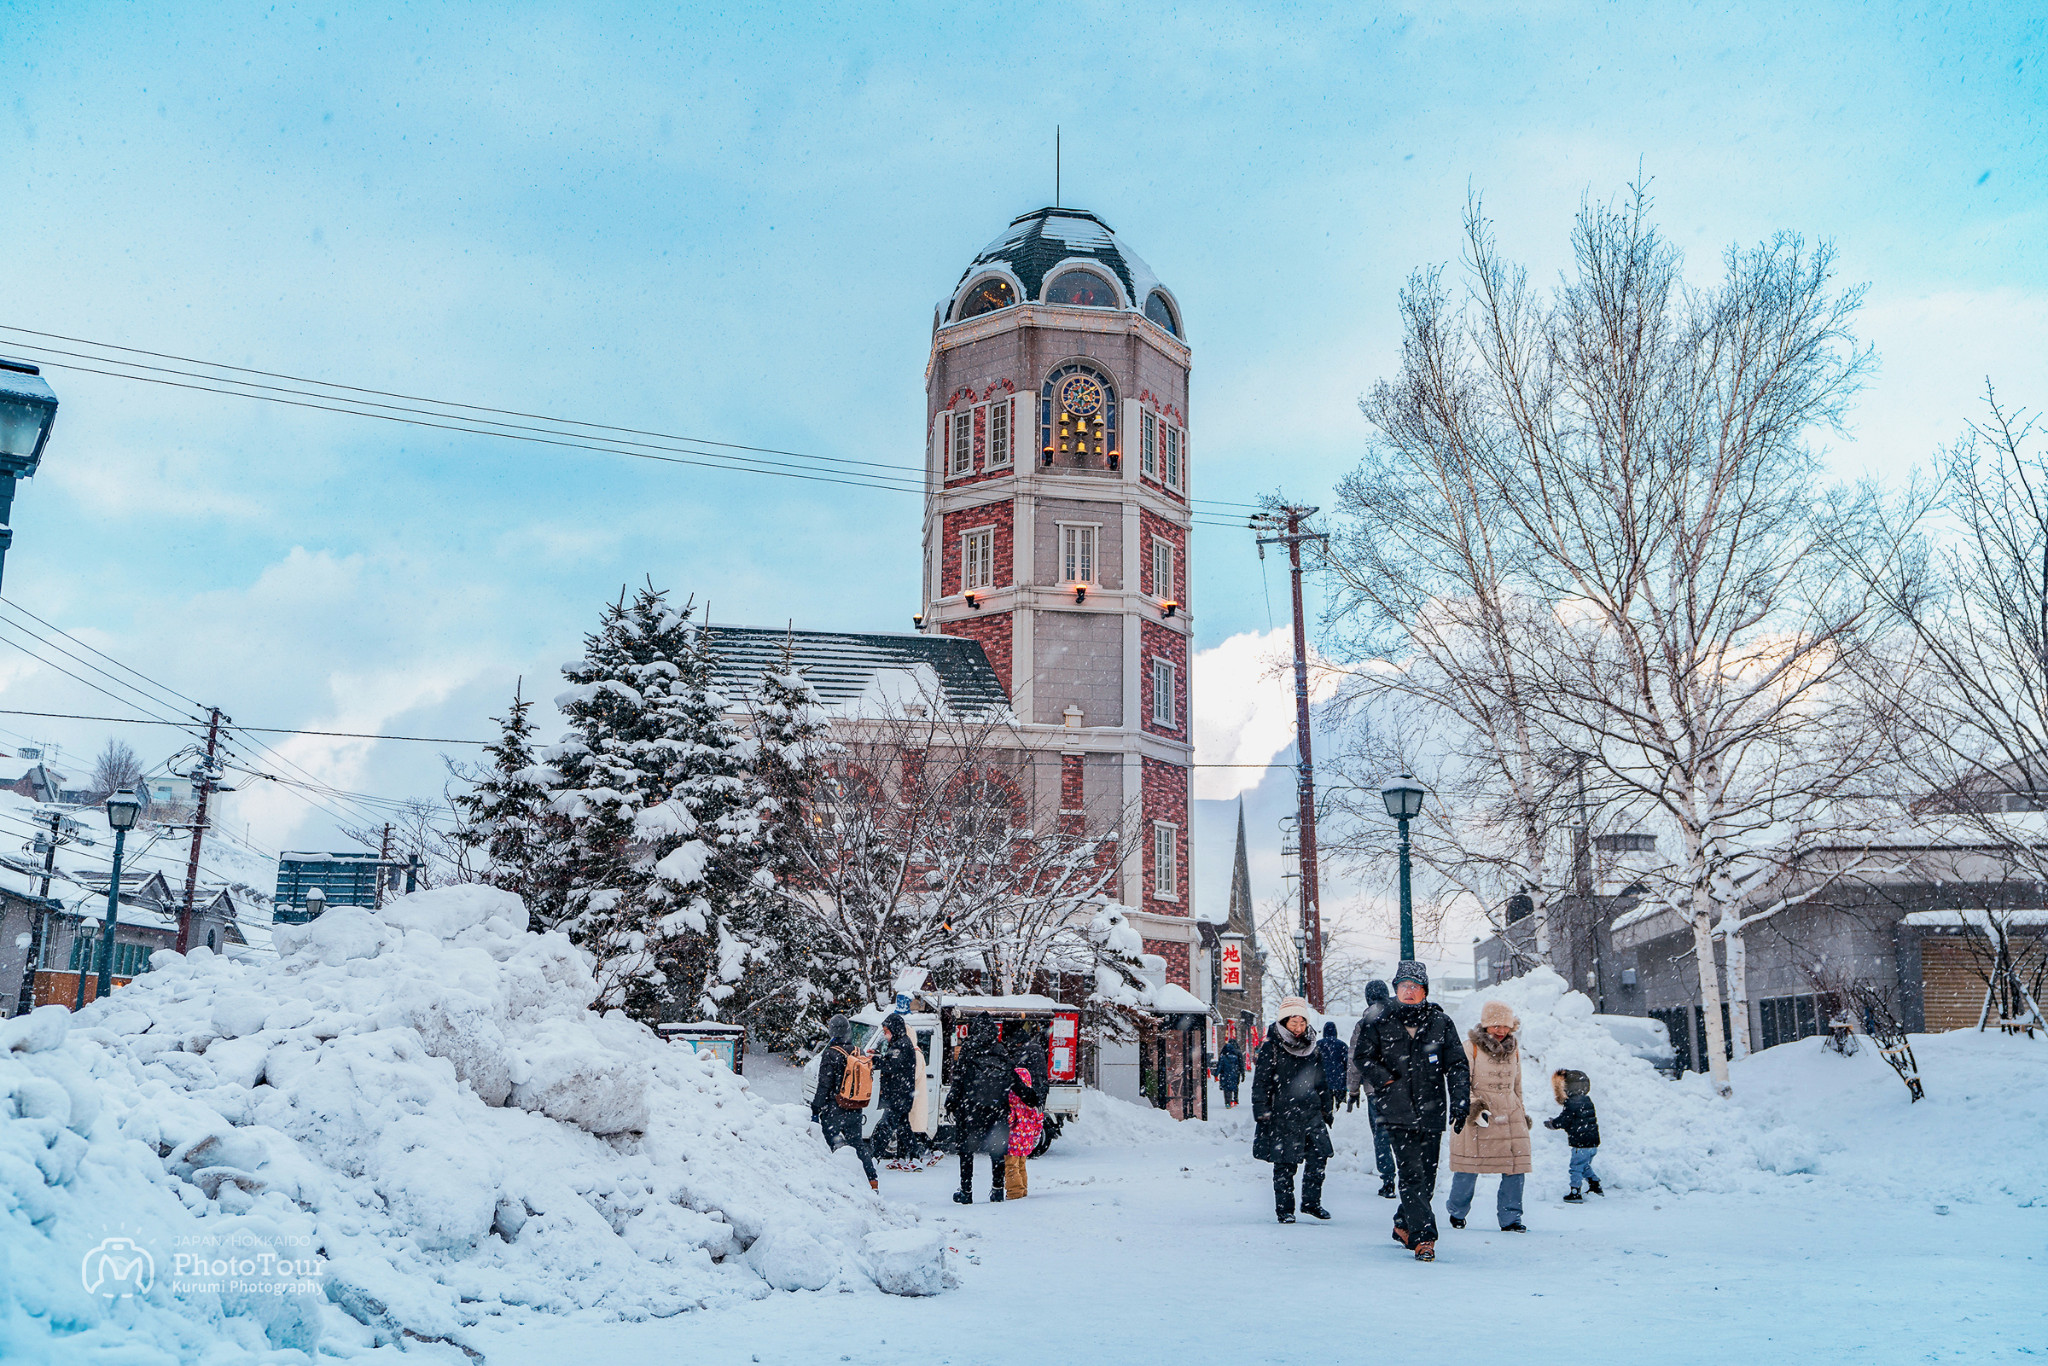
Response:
[1220,941,1243,992]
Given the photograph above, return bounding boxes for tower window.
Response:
[1044,269,1119,308]
[960,276,1016,319]
[1151,659,1176,728]
[962,527,994,592]
[1152,536,1175,601]
[1140,411,1157,478]
[1060,524,1098,585]
[988,399,1011,468]
[950,410,973,477]
[1153,822,1179,900]
[1144,291,1181,336]
[1164,425,1183,489]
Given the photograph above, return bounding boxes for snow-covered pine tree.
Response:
[726,639,845,1051]
[546,583,768,1024]
[449,680,573,925]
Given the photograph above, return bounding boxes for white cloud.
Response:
[1192,628,1339,802]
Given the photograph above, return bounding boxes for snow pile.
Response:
[2,886,940,1362]
[1325,968,1822,1195]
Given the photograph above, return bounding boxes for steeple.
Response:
[1227,799,1255,944]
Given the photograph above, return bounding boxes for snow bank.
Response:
[2,885,933,1362]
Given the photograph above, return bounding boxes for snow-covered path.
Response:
[476,1039,2047,1366]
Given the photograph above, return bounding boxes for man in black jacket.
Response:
[946,1014,1029,1204]
[870,1013,920,1161]
[810,1014,879,1188]
[1351,962,1470,1261]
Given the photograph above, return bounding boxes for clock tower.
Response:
[922,207,1197,991]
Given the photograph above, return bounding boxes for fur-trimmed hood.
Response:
[1468,1023,1519,1060]
[1551,1068,1592,1104]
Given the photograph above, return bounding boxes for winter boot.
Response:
[1587,1178,1604,1196]
[1302,1204,1331,1221]
[1448,1216,1466,1230]
[1377,1181,1397,1200]
[1413,1240,1436,1262]
[953,1190,973,1205]
[1501,1222,1528,1232]
[1277,1211,1296,1224]
[989,1185,1005,1203]
[1563,1188,1584,1203]
[869,1179,879,1192]
[1391,1226,1410,1249]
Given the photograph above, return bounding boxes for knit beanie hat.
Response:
[1364,979,1391,1005]
[1392,960,1429,994]
[1275,996,1311,1025]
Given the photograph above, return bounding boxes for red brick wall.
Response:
[1060,753,1084,835]
[937,383,1022,489]
[1140,620,1189,740]
[1141,756,1190,913]
[940,612,1013,697]
[1144,938,1192,989]
[1138,508,1187,606]
[939,500,1014,597]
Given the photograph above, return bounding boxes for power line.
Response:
[0,707,490,745]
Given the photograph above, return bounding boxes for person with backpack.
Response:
[1317,1021,1349,1121]
[1213,1035,1246,1108]
[1252,998,1335,1224]
[1352,962,1471,1261]
[1346,979,1400,1198]
[947,1014,1032,1204]
[870,1013,921,1162]
[810,1014,879,1190]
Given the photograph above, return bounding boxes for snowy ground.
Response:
[475,1032,2046,1366]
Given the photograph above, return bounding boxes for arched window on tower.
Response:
[1144,290,1180,337]
[1039,364,1118,469]
[1043,269,1120,308]
[958,276,1016,319]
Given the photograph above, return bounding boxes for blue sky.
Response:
[2,2,2042,957]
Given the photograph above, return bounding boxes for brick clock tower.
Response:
[923,207,1196,991]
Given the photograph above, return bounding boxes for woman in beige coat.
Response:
[1446,998,1531,1231]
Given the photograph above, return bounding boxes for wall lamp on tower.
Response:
[964,591,979,610]
[1159,598,1179,619]
[912,613,925,629]
[1073,585,1087,604]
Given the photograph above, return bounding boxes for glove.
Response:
[1451,1105,1469,1135]
[1346,1091,1360,1112]
[1543,1116,1560,1130]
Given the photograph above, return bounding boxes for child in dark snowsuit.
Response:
[1543,1069,1603,1201]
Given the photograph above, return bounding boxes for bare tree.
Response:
[340,798,469,895]
[1326,185,1900,1093]
[89,739,144,803]
[1850,386,2048,1037]
[766,682,1149,1015]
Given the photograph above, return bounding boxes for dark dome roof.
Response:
[953,207,1171,317]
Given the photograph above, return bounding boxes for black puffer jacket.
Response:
[1251,1025,1335,1165]
[1352,1000,1471,1133]
[876,1014,918,1112]
[1546,1093,1601,1148]
[946,1016,1028,1138]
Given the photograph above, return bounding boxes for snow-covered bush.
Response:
[1,885,943,1362]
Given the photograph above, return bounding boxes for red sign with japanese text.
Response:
[1221,941,1243,991]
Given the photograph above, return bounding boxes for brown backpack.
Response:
[835,1048,874,1109]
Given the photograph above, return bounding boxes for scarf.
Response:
[1274,1024,1318,1058]
[1471,1026,1517,1060]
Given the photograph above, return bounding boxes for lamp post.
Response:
[1380,773,1426,962]
[303,886,327,922]
[91,789,143,1003]
[1293,925,1308,997]
[0,359,60,591]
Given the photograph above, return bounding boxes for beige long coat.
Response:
[1447,1028,1532,1175]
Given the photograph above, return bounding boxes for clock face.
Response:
[1059,374,1105,419]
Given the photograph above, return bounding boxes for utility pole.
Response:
[176,708,224,955]
[1255,506,1329,1011]
[11,812,63,1018]
[376,823,393,908]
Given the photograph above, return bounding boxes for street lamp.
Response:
[90,789,143,1003]
[1380,773,1426,962]
[0,359,60,591]
[1293,924,1308,997]
[304,886,327,921]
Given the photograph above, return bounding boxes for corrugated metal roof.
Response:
[702,626,1009,718]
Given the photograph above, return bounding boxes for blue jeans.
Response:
[1569,1147,1600,1188]
[1366,1098,1397,1185]
[1446,1171,1524,1227]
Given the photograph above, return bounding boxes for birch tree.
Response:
[1329,186,1898,1092]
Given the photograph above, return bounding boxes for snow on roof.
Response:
[1147,983,1210,1015]
[940,994,1066,1012]
[703,626,1010,719]
[951,206,1171,321]
[1903,908,2048,929]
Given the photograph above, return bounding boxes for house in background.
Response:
[0,875,253,1015]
